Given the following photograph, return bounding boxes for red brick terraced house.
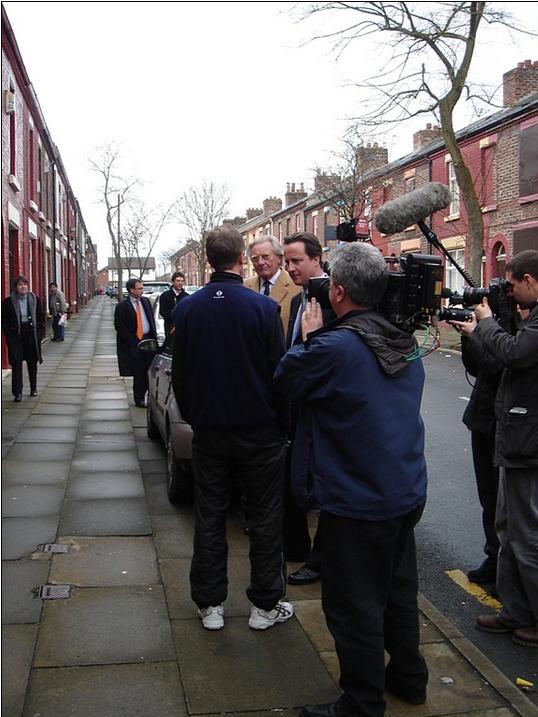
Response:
[2,6,95,367]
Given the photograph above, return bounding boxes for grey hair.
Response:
[247,235,283,258]
[330,243,388,307]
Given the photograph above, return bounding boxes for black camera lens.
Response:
[438,307,474,322]
[462,287,488,306]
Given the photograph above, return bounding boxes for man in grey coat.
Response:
[49,282,67,341]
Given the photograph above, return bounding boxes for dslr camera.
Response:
[445,277,517,333]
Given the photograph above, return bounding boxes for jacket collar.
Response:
[209,271,242,284]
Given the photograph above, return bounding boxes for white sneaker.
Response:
[198,605,224,630]
[249,600,294,630]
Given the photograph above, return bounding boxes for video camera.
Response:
[309,252,474,333]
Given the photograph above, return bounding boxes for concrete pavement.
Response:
[2,296,537,717]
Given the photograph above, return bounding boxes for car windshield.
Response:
[142,283,170,294]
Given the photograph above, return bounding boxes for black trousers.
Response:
[283,444,322,568]
[11,324,38,396]
[190,423,287,611]
[132,334,154,402]
[471,430,500,561]
[321,506,428,717]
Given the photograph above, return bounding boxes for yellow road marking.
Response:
[445,569,502,609]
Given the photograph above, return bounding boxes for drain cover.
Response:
[36,543,70,554]
[38,585,73,600]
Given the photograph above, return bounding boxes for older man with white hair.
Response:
[245,236,300,331]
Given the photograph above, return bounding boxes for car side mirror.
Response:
[138,338,159,353]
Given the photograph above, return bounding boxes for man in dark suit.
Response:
[282,232,335,585]
[114,278,157,408]
[159,271,188,334]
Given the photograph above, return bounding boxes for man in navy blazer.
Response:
[114,278,157,407]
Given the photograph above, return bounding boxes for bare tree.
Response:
[173,180,231,283]
[89,143,139,298]
[158,247,180,277]
[313,127,386,229]
[120,202,175,280]
[299,2,534,282]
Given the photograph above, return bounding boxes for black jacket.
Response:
[159,287,188,333]
[460,332,503,435]
[114,296,156,376]
[475,302,538,468]
[2,292,45,365]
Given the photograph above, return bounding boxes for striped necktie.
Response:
[263,280,271,296]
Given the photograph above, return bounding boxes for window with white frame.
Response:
[445,249,465,295]
[448,162,460,215]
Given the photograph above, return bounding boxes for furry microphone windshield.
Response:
[374,182,451,235]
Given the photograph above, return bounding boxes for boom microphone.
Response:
[374,182,451,235]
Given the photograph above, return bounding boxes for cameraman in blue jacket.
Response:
[274,242,428,717]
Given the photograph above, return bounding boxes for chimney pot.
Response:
[524,59,532,67]
[426,123,432,129]
[518,62,524,68]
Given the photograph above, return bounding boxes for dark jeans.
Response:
[321,506,428,717]
[190,422,287,611]
[52,314,65,340]
[11,324,38,396]
[471,430,500,561]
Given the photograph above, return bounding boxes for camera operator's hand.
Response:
[475,297,493,322]
[450,314,477,335]
[302,297,323,341]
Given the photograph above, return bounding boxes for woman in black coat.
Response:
[1,276,45,401]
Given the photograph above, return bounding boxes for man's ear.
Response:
[334,283,346,304]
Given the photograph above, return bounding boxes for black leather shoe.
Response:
[30,390,37,397]
[467,558,497,584]
[288,565,321,585]
[14,394,22,402]
[302,700,355,717]
[135,401,147,408]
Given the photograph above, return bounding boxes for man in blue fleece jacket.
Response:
[275,242,428,717]
[172,225,293,632]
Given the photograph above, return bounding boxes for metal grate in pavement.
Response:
[36,543,70,554]
[37,585,73,600]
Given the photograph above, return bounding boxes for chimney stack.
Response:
[262,196,283,215]
[285,181,308,207]
[413,123,443,150]
[314,172,339,194]
[503,60,538,107]
[356,142,389,170]
[246,207,263,221]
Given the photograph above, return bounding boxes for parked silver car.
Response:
[144,332,193,503]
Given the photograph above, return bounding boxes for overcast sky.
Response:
[4,1,537,268]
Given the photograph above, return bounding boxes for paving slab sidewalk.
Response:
[2,297,536,717]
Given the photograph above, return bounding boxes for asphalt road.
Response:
[419,349,538,701]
